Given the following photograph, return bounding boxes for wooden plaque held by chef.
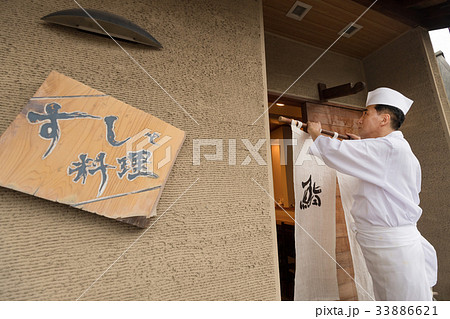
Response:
[0,71,185,227]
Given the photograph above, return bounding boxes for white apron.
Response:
[353,224,437,301]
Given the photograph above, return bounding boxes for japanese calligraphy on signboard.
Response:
[0,71,185,227]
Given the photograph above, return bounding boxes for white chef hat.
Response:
[366,87,413,115]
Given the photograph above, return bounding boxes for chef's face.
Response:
[357,105,384,139]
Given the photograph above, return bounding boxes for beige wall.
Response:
[0,0,280,300]
[436,52,450,108]
[363,27,450,300]
[265,32,367,108]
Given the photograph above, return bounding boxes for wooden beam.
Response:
[318,82,366,102]
[268,91,365,111]
[421,2,450,30]
[352,0,450,30]
[401,0,433,8]
[350,0,422,27]
[422,16,450,31]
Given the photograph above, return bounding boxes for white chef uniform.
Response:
[308,88,438,301]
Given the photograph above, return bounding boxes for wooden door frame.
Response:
[268,91,363,118]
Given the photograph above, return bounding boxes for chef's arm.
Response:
[307,131,391,185]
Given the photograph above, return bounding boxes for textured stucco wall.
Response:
[265,32,367,108]
[363,28,450,300]
[436,53,450,107]
[0,0,280,300]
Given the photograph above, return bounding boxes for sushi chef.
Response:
[306,87,437,301]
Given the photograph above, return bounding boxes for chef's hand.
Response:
[307,121,322,141]
[346,133,361,140]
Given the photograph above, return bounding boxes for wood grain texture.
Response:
[0,71,185,224]
[304,102,362,134]
[263,0,411,58]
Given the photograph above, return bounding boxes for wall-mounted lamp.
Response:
[42,8,162,48]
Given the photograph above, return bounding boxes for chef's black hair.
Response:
[375,104,405,130]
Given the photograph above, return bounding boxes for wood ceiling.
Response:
[263,0,450,59]
[353,0,450,31]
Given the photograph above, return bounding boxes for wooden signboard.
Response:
[0,71,185,227]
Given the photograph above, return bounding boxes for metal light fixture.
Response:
[42,8,162,48]
[338,22,363,38]
[286,1,312,22]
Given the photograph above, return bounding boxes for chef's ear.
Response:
[381,113,391,126]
